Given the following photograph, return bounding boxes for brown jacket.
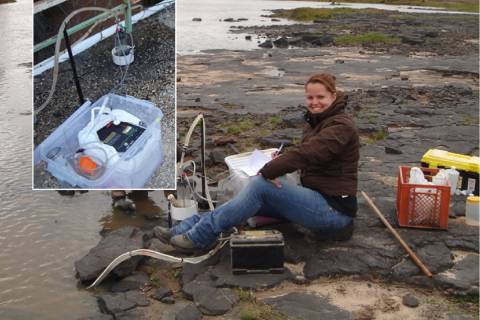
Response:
[259,92,360,197]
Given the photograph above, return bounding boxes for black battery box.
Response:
[230,230,284,274]
[97,121,145,153]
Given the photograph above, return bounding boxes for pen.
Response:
[277,143,284,155]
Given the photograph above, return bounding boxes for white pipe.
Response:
[33,0,175,76]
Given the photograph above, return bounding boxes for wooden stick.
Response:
[360,191,433,278]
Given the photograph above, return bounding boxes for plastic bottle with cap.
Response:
[466,195,479,226]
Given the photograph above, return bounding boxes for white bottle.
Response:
[466,195,480,227]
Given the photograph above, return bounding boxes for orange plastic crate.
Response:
[396,166,450,229]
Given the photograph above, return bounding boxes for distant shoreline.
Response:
[0,0,16,4]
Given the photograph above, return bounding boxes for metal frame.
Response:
[34,0,134,53]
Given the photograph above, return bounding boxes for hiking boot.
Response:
[170,234,197,253]
[313,222,354,242]
[331,222,354,241]
[153,226,173,243]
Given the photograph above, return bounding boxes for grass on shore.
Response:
[334,32,401,45]
[270,7,381,21]
[338,0,479,13]
[274,1,478,15]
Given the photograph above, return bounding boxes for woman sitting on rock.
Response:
[159,73,360,252]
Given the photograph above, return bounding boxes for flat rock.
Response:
[193,286,238,316]
[153,286,173,301]
[259,40,273,48]
[175,305,202,320]
[273,36,289,48]
[115,308,146,320]
[97,291,149,316]
[111,272,150,293]
[210,252,294,289]
[264,292,351,320]
[283,111,305,127]
[182,278,215,301]
[209,149,227,165]
[402,294,419,308]
[258,128,302,147]
[434,253,479,294]
[75,227,145,282]
[161,296,175,304]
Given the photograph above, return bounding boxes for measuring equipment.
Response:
[230,230,285,274]
[34,94,163,188]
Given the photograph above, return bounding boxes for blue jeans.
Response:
[171,176,353,249]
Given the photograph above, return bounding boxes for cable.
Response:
[35,7,121,115]
[35,3,143,115]
[88,239,230,289]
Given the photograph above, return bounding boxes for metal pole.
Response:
[124,0,132,34]
[201,117,207,200]
[34,4,126,53]
[63,28,85,105]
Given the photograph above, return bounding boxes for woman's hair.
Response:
[305,73,336,94]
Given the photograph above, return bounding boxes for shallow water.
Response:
[177,0,477,53]
[0,1,168,319]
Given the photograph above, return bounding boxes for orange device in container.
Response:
[79,156,98,175]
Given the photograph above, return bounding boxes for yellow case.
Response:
[421,149,480,174]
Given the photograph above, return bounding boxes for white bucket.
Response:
[170,199,198,221]
[112,45,134,66]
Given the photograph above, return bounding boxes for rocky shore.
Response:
[75,6,478,320]
[33,5,176,189]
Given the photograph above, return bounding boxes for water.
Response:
[0,1,167,319]
[177,0,478,53]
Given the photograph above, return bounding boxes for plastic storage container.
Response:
[34,94,163,188]
[421,149,480,195]
[466,196,480,226]
[397,166,451,229]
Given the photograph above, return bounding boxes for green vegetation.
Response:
[267,115,282,125]
[239,303,286,320]
[460,114,479,125]
[234,288,256,302]
[232,288,286,320]
[270,7,381,21]
[366,128,389,144]
[223,119,255,135]
[290,0,478,13]
[222,102,238,109]
[334,32,401,45]
[448,294,479,310]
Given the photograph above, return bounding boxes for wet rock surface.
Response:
[97,290,149,316]
[234,10,478,56]
[264,292,351,319]
[33,4,176,189]
[434,253,479,295]
[175,305,203,320]
[110,272,150,293]
[75,227,145,282]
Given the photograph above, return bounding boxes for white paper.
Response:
[240,149,272,176]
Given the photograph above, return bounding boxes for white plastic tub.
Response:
[34,93,163,188]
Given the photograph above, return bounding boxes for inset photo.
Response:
[33,0,175,189]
